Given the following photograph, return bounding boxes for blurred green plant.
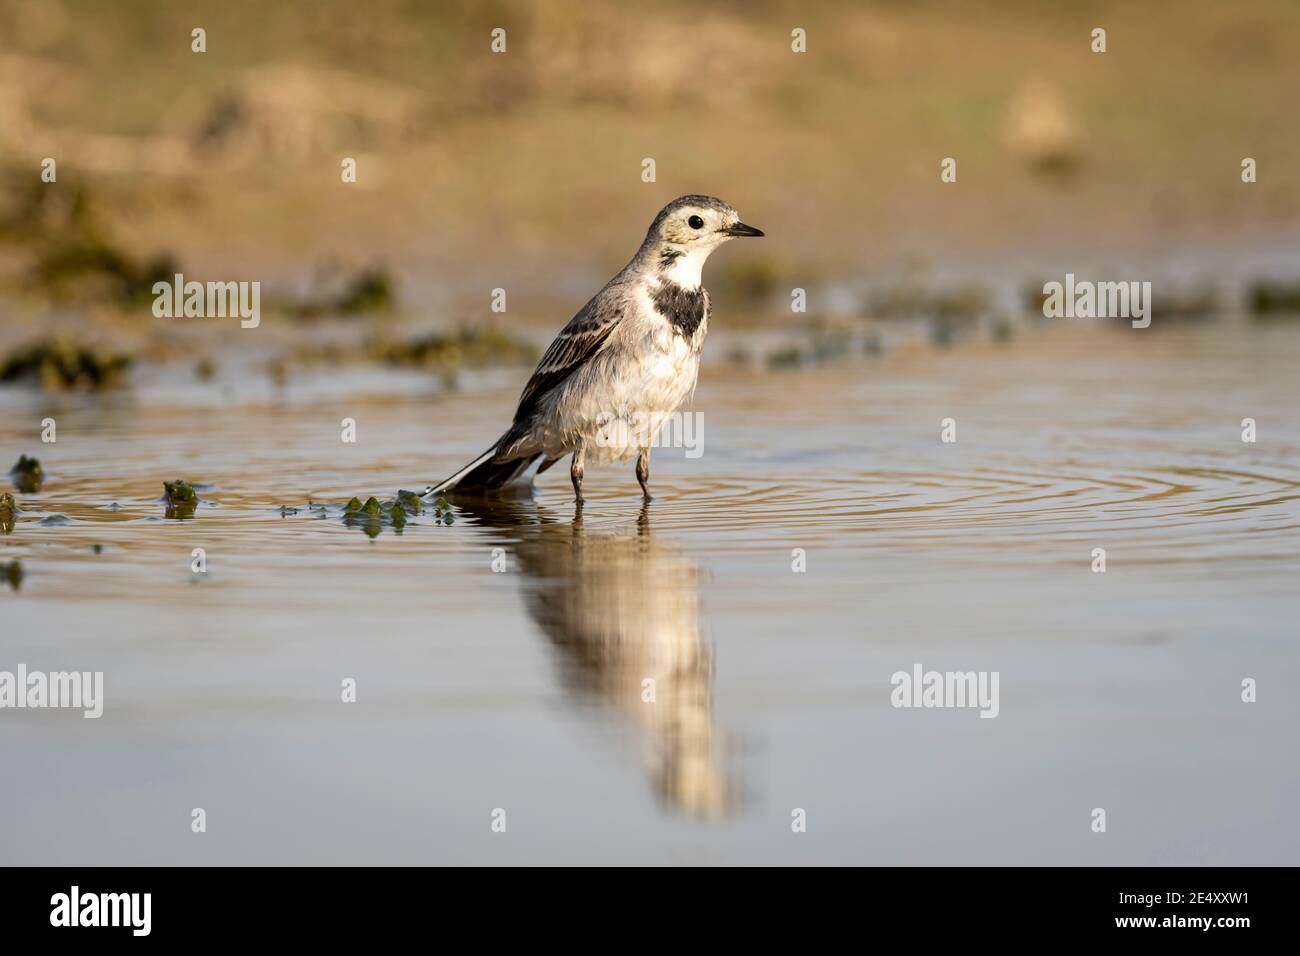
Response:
[1249,280,1300,316]
[0,336,134,390]
[369,324,537,369]
[0,169,177,307]
[274,266,399,319]
[867,281,990,322]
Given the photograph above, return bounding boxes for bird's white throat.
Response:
[659,245,712,290]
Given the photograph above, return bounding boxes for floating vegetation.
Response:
[397,489,428,513]
[369,324,537,370]
[163,479,198,519]
[343,495,402,538]
[357,496,389,518]
[0,493,15,534]
[338,490,451,537]
[2,558,21,591]
[428,495,454,526]
[0,337,134,390]
[9,455,43,493]
[164,480,197,505]
[1248,280,1300,316]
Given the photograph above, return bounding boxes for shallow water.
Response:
[2,320,1298,864]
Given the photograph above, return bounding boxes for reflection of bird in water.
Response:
[453,495,733,818]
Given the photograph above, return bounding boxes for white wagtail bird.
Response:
[423,195,763,503]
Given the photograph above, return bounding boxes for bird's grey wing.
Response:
[511,289,625,425]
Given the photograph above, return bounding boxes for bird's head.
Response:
[643,195,763,285]
[646,195,763,249]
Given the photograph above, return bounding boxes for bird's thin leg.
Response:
[636,448,652,501]
[570,447,585,503]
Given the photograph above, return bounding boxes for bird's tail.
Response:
[422,440,544,499]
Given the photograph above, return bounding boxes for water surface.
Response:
[2,320,1297,864]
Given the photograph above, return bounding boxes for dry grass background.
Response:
[1,0,1298,313]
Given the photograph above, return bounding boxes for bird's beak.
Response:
[721,222,764,238]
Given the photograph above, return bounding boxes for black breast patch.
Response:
[652,282,707,337]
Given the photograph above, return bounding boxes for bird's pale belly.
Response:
[534,330,702,464]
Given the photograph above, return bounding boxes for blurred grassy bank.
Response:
[1,0,1299,383]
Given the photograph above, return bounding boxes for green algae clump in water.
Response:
[163,479,198,519]
[338,490,452,537]
[10,455,44,493]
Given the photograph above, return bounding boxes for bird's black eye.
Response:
[688,215,704,229]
